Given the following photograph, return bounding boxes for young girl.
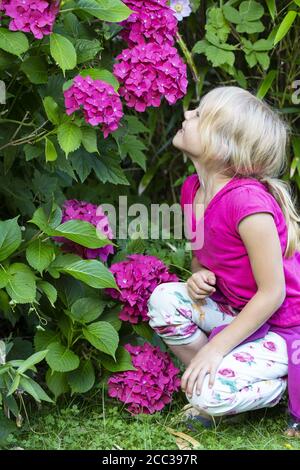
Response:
[147,86,300,437]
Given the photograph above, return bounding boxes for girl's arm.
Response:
[209,212,286,356]
[191,253,205,273]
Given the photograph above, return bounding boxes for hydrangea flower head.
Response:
[53,199,114,262]
[64,75,123,138]
[1,0,60,39]
[170,0,192,21]
[120,0,178,47]
[107,342,181,414]
[105,254,178,323]
[113,43,188,112]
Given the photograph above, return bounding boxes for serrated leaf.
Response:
[20,56,48,84]
[57,122,82,157]
[50,33,77,74]
[0,28,29,56]
[79,68,119,91]
[37,280,57,307]
[0,217,22,262]
[49,254,118,289]
[75,0,132,22]
[81,127,99,154]
[45,137,58,162]
[68,297,105,324]
[26,239,55,273]
[98,345,136,372]
[46,369,69,400]
[6,263,36,304]
[67,360,95,394]
[43,96,60,125]
[83,321,119,358]
[46,342,80,372]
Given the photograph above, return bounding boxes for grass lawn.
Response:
[3,389,300,450]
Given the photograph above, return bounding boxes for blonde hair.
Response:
[197,86,300,258]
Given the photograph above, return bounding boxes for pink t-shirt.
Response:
[180,173,300,327]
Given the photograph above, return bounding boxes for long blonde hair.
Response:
[196,86,300,258]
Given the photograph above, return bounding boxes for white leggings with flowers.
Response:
[147,282,288,416]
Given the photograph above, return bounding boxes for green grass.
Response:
[3,390,300,450]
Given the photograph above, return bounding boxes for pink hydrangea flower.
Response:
[107,342,181,414]
[0,0,60,39]
[113,43,188,112]
[64,75,123,138]
[53,199,114,262]
[105,254,178,323]
[119,0,178,47]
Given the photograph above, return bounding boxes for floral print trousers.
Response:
[147,282,288,416]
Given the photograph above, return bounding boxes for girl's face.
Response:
[172,107,201,158]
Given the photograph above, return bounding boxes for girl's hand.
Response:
[187,268,216,301]
[181,343,224,398]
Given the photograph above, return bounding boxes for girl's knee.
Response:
[186,382,237,417]
[147,282,180,313]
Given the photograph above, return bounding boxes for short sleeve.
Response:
[229,186,278,232]
[180,174,197,211]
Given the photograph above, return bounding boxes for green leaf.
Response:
[6,263,36,304]
[83,321,119,358]
[92,154,129,185]
[74,38,102,64]
[124,116,149,134]
[53,219,112,248]
[46,342,80,372]
[81,127,99,154]
[19,376,53,403]
[20,56,48,84]
[17,350,48,375]
[274,11,298,45]
[7,374,20,396]
[34,329,60,352]
[49,254,118,289]
[205,7,231,43]
[75,0,132,22]
[98,345,136,372]
[80,68,119,91]
[57,121,82,157]
[43,96,60,125]
[26,239,55,273]
[68,297,105,324]
[67,360,95,394]
[256,70,277,99]
[50,33,77,74]
[265,0,277,20]
[0,28,29,56]
[132,322,154,342]
[117,134,147,171]
[37,281,57,307]
[0,217,22,262]
[46,369,69,400]
[45,137,58,162]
